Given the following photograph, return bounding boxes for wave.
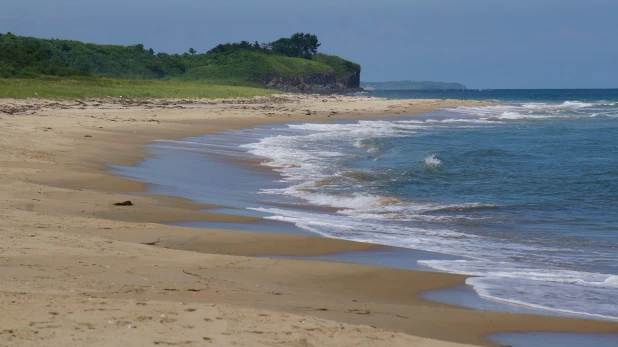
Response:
[354,139,381,153]
[468,277,618,321]
[522,101,594,109]
[424,154,442,168]
[428,203,500,213]
[263,188,401,211]
[255,183,618,320]
[252,206,618,321]
[421,259,618,321]
[599,102,618,107]
[236,105,618,321]
[497,111,553,120]
[605,276,618,287]
[559,101,594,108]
[451,100,617,121]
[424,118,498,124]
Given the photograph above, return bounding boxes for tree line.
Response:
[0,32,90,78]
[0,32,322,79]
[207,33,321,59]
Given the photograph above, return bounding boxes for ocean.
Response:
[112,89,618,323]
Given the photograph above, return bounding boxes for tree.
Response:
[270,33,320,59]
[291,32,320,59]
[188,47,197,55]
[207,41,266,55]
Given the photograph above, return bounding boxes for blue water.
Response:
[361,88,618,103]
[488,332,618,347]
[113,89,618,322]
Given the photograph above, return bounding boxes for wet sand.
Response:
[1,94,617,346]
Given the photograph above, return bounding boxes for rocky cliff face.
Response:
[338,70,361,90]
[247,71,360,94]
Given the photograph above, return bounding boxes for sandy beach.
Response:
[1,94,617,347]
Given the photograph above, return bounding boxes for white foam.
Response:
[499,111,527,119]
[425,118,498,124]
[562,101,594,108]
[424,154,442,168]
[354,139,380,153]
[604,276,618,287]
[254,199,618,319]
[467,277,618,321]
[240,120,423,186]
[451,100,606,121]
[302,193,393,210]
[237,111,618,321]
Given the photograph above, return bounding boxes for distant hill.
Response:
[0,32,361,92]
[361,80,466,91]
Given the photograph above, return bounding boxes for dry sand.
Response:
[1,94,617,347]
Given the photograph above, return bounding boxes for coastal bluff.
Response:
[0,32,361,94]
[248,69,361,93]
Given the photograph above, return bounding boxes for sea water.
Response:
[112,89,618,322]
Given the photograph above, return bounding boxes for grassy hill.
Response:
[362,80,466,91]
[178,50,335,84]
[312,54,361,79]
[0,32,361,92]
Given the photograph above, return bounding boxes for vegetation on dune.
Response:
[0,32,187,80]
[0,32,360,89]
[0,76,278,99]
[0,33,91,78]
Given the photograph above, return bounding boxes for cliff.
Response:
[247,70,360,93]
[184,51,361,93]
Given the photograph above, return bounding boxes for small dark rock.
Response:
[114,201,133,206]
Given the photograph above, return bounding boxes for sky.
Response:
[2,0,617,89]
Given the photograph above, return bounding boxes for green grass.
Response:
[181,51,334,81]
[167,76,265,88]
[312,53,360,78]
[0,76,279,99]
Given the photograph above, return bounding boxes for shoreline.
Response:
[1,95,617,346]
[117,104,618,322]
